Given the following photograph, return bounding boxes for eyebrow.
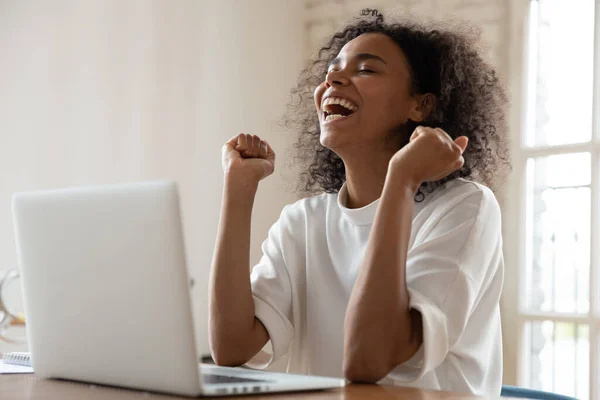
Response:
[328,53,388,68]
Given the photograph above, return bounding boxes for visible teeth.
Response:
[323,96,357,111]
[325,114,345,121]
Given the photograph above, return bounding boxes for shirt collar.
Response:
[336,182,380,226]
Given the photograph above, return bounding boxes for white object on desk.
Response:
[3,351,31,367]
[0,360,33,374]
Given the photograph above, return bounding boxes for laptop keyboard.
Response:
[202,373,271,385]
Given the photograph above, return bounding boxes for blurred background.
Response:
[0,0,598,398]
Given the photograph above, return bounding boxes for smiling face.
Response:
[314,32,430,154]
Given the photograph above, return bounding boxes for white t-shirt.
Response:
[246,178,503,395]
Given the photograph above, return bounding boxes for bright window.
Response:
[519,1,599,399]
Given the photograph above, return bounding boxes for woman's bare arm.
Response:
[208,134,274,366]
[343,128,467,383]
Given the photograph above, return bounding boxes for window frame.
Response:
[513,1,600,399]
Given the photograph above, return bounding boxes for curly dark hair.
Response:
[284,9,510,200]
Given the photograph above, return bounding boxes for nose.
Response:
[325,69,350,87]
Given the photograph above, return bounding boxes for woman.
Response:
[209,9,509,396]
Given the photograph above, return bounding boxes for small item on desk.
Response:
[3,352,32,367]
[1,352,33,374]
[0,360,33,374]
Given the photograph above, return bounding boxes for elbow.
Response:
[343,357,389,384]
[212,355,246,368]
[210,344,249,368]
[342,332,395,383]
[343,343,420,383]
[209,330,251,368]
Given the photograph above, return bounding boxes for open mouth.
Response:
[322,97,358,122]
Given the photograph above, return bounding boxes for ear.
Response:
[408,93,436,122]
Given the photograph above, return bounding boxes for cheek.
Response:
[386,92,411,122]
[384,85,413,119]
[314,83,326,110]
[361,85,407,122]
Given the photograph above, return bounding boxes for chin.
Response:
[319,128,348,151]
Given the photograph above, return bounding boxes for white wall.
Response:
[0,0,303,355]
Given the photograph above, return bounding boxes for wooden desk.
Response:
[1,374,501,399]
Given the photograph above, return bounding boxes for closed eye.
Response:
[358,69,375,74]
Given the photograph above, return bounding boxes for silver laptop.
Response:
[12,181,344,397]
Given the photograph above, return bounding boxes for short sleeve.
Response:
[244,206,295,370]
[389,186,503,382]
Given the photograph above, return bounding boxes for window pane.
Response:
[525,0,595,147]
[525,154,591,313]
[524,321,589,400]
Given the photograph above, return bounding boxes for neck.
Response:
[342,146,398,209]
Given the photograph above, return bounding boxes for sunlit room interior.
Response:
[0,1,599,399]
